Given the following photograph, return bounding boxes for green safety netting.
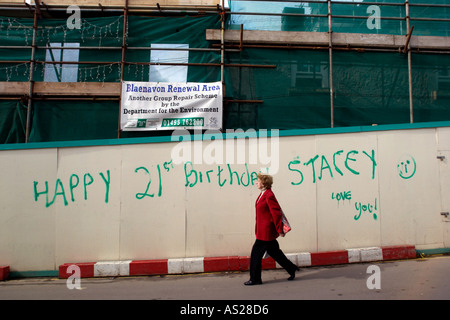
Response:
[0,15,221,83]
[333,51,410,127]
[224,48,449,130]
[28,100,119,142]
[412,53,450,123]
[0,14,223,142]
[224,48,331,130]
[0,5,449,143]
[0,101,27,143]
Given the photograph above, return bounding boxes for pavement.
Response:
[1,255,450,304]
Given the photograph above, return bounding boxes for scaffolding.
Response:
[0,0,449,143]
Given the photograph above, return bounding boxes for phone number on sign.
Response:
[162,117,204,127]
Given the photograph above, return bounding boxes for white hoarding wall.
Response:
[1,126,450,272]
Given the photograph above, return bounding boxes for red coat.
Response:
[255,188,283,241]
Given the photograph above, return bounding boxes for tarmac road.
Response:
[1,255,450,302]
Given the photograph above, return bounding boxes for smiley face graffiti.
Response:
[397,154,416,179]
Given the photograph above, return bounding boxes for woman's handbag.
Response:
[281,210,291,235]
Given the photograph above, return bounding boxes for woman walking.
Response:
[244,173,299,286]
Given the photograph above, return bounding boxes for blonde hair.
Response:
[257,173,273,189]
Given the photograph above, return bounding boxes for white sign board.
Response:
[120,81,223,131]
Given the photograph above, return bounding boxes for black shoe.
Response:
[288,267,300,281]
[244,280,262,286]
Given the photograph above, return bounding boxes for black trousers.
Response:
[249,239,298,282]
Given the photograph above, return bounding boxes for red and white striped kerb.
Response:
[58,245,416,279]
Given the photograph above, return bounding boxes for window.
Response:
[438,67,450,92]
[149,43,188,82]
[291,62,329,89]
[44,43,80,82]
